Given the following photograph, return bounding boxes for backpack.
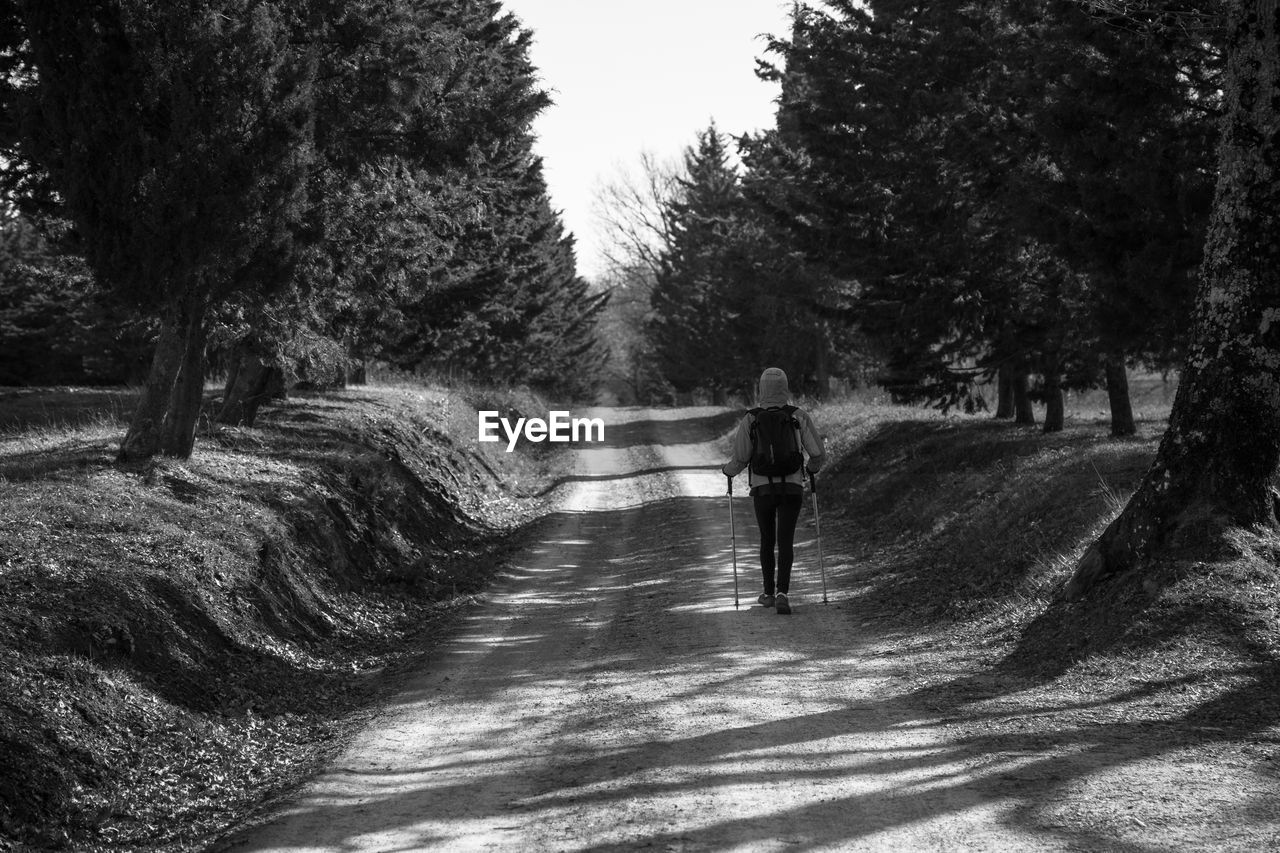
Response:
[748,405,804,481]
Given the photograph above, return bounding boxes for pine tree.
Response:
[389,140,606,398]
[648,125,744,395]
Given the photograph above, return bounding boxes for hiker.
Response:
[721,367,825,614]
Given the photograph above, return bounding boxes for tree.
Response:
[216,0,562,419]
[591,152,682,403]
[646,124,836,401]
[1065,0,1280,597]
[3,0,316,458]
[750,1,1218,427]
[392,142,608,399]
[648,125,744,396]
[0,214,152,385]
[1006,0,1221,434]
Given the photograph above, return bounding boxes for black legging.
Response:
[753,492,803,595]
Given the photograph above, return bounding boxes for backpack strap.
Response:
[785,405,803,473]
[746,407,773,490]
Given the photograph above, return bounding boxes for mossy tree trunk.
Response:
[1104,351,1136,437]
[1066,1,1280,599]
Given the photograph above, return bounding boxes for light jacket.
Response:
[721,368,826,494]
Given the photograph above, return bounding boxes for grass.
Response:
[808,388,1280,773]
[0,381,562,851]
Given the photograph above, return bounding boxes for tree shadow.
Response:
[585,409,740,450]
[225,479,1280,851]
[0,440,116,481]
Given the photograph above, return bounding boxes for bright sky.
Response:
[500,0,795,280]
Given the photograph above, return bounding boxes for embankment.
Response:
[0,384,561,851]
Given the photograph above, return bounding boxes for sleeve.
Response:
[798,410,826,473]
[721,415,753,476]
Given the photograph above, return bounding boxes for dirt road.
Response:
[226,407,1274,852]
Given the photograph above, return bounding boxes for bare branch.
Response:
[1069,0,1231,39]
[591,149,683,280]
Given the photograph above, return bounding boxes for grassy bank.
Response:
[0,382,564,851]
[811,396,1280,795]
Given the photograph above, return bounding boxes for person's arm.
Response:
[722,416,752,476]
[799,410,826,473]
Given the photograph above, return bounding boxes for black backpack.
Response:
[748,405,803,480]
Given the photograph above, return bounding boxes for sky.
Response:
[498,0,796,280]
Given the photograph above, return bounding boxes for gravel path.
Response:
[225,407,1268,852]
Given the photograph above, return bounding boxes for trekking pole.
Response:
[727,474,739,609]
[809,471,828,604]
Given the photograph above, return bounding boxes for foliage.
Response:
[646,124,838,398]
[747,0,1219,412]
[0,0,604,442]
[0,215,152,385]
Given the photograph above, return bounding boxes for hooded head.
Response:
[756,367,791,408]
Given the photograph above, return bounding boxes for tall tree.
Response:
[1007,0,1220,434]
[1066,0,1280,597]
[400,143,608,398]
[2,0,316,458]
[648,125,744,396]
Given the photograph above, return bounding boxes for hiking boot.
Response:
[775,592,792,615]
[757,592,775,607]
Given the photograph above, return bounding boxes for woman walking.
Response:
[721,367,825,614]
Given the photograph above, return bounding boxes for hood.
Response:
[756,367,791,408]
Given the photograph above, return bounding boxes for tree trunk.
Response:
[159,312,208,457]
[1012,368,1036,425]
[995,363,1015,419]
[1104,352,1136,437]
[1042,369,1064,433]
[348,359,368,386]
[119,304,189,462]
[1065,2,1280,600]
[217,337,283,427]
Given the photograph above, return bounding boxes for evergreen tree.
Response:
[2,0,318,457]
[0,215,152,385]
[750,1,1218,428]
[401,142,607,399]
[648,126,744,396]
[646,124,836,400]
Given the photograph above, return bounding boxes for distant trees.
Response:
[0,0,603,456]
[0,214,152,385]
[595,1,1219,413]
[642,124,843,402]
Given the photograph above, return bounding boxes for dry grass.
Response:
[0,381,560,851]
[808,391,1280,788]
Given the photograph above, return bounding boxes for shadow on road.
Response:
[229,467,1279,850]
